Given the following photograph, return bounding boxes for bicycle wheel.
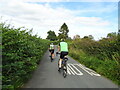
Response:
[63,66,67,78]
[51,56,52,62]
[50,54,53,62]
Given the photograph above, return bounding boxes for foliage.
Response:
[46,30,57,41]
[68,32,120,85]
[73,35,80,40]
[83,35,94,40]
[58,23,69,40]
[1,22,49,89]
[107,32,117,38]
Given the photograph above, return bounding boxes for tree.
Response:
[67,37,72,41]
[83,35,94,40]
[46,30,57,41]
[107,32,117,39]
[73,34,80,40]
[88,35,94,40]
[58,23,69,40]
[83,36,89,39]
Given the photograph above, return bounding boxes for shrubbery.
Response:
[1,22,49,89]
[69,35,120,85]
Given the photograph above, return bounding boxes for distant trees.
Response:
[58,23,69,40]
[83,36,89,39]
[73,35,80,40]
[46,30,57,41]
[88,35,94,40]
[46,23,70,41]
[83,35,94,40]
[107,32,117,39]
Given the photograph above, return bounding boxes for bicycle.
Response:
[50,52,53,62]
[57,52,68,78]
[62,56,68,78]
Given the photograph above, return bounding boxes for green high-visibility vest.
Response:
[60,42,68,52]
[50,45,54,49]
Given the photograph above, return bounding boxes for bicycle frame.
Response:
[58,55,68,78]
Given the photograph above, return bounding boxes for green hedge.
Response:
[1,22,49,89]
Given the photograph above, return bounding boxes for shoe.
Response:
[58,68,61,72]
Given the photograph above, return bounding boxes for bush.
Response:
[1,22,49,89]
[68,36,120,85]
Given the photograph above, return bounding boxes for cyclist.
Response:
[58,39,68,71]
[49,43,55,60]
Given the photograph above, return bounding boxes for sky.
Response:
[0,0,119,40]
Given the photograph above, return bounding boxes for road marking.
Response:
[70,64,83,75]
[77,63,101,76]
[84,67,101,76]
[76,64,93,76]
[67,65,75,75]
[67,63,101,76]
[67,64,75,75]
[67,64,83,76]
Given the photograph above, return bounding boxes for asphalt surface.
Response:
[23,47,119,88]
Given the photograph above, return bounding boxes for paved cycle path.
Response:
[23,47,119,88]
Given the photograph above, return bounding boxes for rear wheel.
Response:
[63,66,67,78]
[63,70,67,78]
[50,54,53,62]
[51,57,53,62]
[58,59,60,68]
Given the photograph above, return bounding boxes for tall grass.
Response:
[68,37,120,85]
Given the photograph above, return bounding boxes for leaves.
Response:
[46,30,57,41]
[58,23,69,40]
[2,22,49,89]
[69,33,120,85]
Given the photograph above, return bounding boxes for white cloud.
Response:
[73,0,119,2]
[22,0,65,2]
[21,0,119,2]
[0,0,117,40]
